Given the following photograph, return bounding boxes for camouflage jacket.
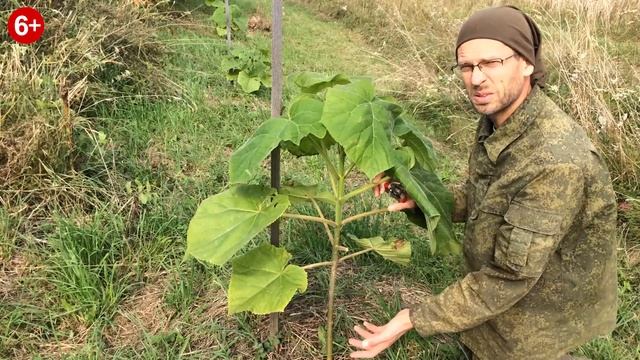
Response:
[408,86,618,360]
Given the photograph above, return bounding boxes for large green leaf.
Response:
[260,72,272,88]
[230,117,299,183]
[221,56,242,73]
[232,5,248,32]
[204,0,223,7]
[377,96,405,120]
[392,166,459,254]
[410,168,460,254]
[321,79,397,179]
[237,71,261,93]
[393,114,438,172]
[247,61,269,78]
[211,4,247,34]
[282,132,335,157]
[186,185,291,265]
[349,234,411,265]
[212,7,228,34]
[231,95,339,180]
[229,244,307,314]
[224,46,270,92]
[279,184,336,205]
[231,47,248,60]
[288,96,326,138]
[281,95,329,156]
[391,165,439,240]
[393,146,415,169]
[293,72,351,94]
[230,107,332,182]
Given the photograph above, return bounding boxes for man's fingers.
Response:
[360,324,402,350]
[350,349,383,359]
[373,174,381,197]
[353,325,374,339]
[349,339,387,359]
[388,199,416,212]
[362,321,382,333]
[350,339,394,358]
[373,173,388,198]
[348,337,364,348]
[349,327,398,358]
[375,182,389,198]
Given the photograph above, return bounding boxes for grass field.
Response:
[1,0,638,359]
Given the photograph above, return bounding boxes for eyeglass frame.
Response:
[450,53,518,76]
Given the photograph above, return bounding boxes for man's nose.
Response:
[470,66,486,86]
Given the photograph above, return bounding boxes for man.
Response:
[349,6,618,360]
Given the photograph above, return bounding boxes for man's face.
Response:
[456,39,531,121]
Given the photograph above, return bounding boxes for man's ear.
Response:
[523,63,534,77]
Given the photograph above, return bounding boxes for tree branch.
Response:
[282,213,337,227]
[315,139,339,194]
[343,176,391,201]
[342,208,389,225]
[301,248,374,270]
[311,198,335,245]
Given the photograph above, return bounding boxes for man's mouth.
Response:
[472,92,492,105]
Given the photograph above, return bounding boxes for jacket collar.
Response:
[477,86,544,163]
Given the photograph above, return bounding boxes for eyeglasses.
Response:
[451,53,517,76]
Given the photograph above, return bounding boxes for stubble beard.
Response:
[471,77,524,118]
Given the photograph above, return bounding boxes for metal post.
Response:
[269,0,284,339]
[224,0,232,47]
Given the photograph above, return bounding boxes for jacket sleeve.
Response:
[450,182,468,223]
[409,164,584,336]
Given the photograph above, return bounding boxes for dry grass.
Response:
[36,318,90,359]
[619,197,640,260]
[0,254,34,300]
[263,264,434,359]
[533,0,640,32]
[0,0,182,220]
[104,273,172,349]
[534,3,640,188]
[296,0,640,191]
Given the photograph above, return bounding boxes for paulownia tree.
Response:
[186,72,460,359]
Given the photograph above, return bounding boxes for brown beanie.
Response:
[455,6,546,88]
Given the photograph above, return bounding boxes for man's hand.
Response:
[348,309,414,358]
[373,173,416,212]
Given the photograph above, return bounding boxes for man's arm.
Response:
[351,163,585,356]
[410,163,584,335]
[450,182,468,223]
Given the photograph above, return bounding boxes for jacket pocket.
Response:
[494,202,563,276]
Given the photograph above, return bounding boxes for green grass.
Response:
[47,211,132,324]
[2,2,453,358]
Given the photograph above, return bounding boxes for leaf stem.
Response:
[311,198,335,245]
[342,208,389,225]
[282,213,336,227]
[344,161,357,178]
[337,146,346,178]
[316,140,339,194]
[325,157,346,360]
[301,248,374,270]
[343,176,391,201]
